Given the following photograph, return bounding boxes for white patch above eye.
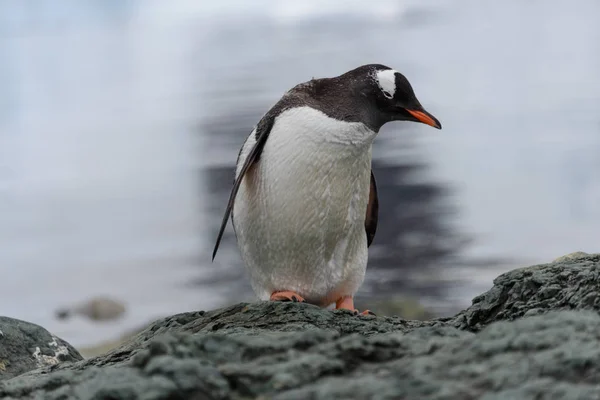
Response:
[375,69,398,99]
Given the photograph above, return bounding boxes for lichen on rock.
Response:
[0,317,82,381]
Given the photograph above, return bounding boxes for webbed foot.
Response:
[335,296,376,316]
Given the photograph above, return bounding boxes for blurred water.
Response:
[0,0,599,347]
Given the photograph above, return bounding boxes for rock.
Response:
[452,252,600,331]
[55,296,126,322]
[278,310,600,400]
[1,252,599,399]
[0,317,83,381]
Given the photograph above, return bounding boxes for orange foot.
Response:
[270,291,305,303]
[335,296,376,316]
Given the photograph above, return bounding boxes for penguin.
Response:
[212,64,441,315]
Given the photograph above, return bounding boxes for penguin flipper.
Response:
[211,115,275,261]
[365,170,379,247]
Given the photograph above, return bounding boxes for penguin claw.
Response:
[335,296,375,316]
[270,291,305,303]
[350,309,375,316]
[338,308,375,317]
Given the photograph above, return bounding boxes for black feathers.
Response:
[365,171,379,247]
[211,114,275,261]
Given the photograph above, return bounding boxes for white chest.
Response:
[235,107,377,178]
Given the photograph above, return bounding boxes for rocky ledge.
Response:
[1,252,600,400]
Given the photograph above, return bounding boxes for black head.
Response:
[338,64,442,132]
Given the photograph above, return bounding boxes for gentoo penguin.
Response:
[212,64,441,314]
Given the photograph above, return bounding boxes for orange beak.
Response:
[406,109,442,129]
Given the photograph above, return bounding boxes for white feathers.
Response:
[375,69,398,99]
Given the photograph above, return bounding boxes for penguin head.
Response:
[343,64,442,131]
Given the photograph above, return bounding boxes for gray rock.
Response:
[452,252,600,331]
[1,252,600,399]
[4,309,600,400]
[0,317,83,381]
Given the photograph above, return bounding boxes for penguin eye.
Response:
[382,91,393,99]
